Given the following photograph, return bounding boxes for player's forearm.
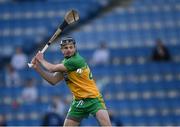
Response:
[40,59,57,72]
[36,67,57,85]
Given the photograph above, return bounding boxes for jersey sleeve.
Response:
[63,55,86,71]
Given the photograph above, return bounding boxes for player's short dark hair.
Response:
[60,37,76,47]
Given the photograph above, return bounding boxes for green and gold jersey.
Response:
[62,52,100,100]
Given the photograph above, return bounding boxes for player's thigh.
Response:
[63,118,80,126]
[96,109,111,126]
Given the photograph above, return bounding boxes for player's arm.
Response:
[35,51,67,73]
[31,58,63,85]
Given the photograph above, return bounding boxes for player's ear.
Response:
[74,44,76,49]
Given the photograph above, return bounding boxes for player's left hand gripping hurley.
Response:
[28,9,79,68]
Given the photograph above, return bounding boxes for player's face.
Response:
[61,43,76,57]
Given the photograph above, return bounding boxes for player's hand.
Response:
[31,57,40,70]
[35,51,44,62]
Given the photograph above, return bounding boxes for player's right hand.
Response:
[35,51,44,63]
[31,57,40,70]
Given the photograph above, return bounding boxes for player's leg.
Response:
[95,109,111,126]
[88,96,112,126]
[63,118,80,126]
